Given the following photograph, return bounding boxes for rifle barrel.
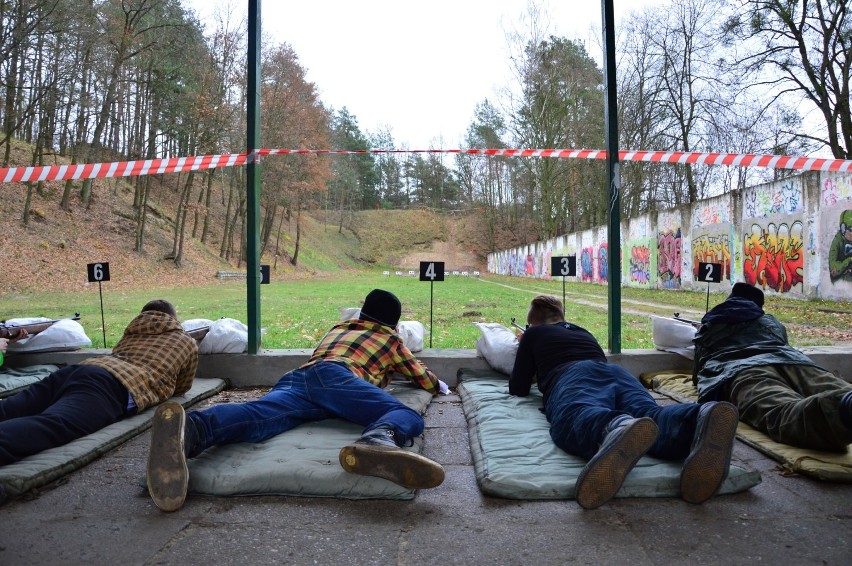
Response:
[0,314,81,339]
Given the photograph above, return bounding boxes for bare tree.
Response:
[722,0,851,159]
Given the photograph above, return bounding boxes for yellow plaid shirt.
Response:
[82,311,198,412]
[302,320,439,394]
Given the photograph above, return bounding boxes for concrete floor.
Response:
[1,390,850,566]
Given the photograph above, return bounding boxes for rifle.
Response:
[185,326,211,342]
[0,313,81,340]
[672,313,701,328]
[510,317,528,332]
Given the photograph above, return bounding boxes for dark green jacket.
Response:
[692,300,820,401]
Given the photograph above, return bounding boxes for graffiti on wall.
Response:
[692,198,730,228]
[580,247,595,282]
[744,180,803,218]
[657,228,682,289]
[743,221,804,293]
[629,244,651,285]
[628,216,651,241]
[829,209,852,282]
[822,174,852,207]
[691,233,731,281]
[598,243,609,283]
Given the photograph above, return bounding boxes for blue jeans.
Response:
[0,365,130,465]
[546,360,700,461]
[188,361,425,453]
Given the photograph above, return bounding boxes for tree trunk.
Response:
[291,198,302,266]
[201,172,213,244]
[220,182,234,258]
[273,205,286,270]
[172,172,194,265]
[134,175,151,253]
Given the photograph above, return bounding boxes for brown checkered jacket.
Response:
[82,311,198,411]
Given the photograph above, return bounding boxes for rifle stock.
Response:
[0,313,81,340]
[185,326,210,342]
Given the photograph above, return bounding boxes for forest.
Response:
[0,0,849,268]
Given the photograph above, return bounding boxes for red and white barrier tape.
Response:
[2,148,851,184]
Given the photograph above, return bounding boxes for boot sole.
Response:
[146,402,188,512]
[575,418,658,510]
[339,444,445,489]
[680,403,738,504]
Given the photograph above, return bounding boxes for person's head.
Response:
[729,282,764,307]
[142,299,177,319]
[360,289,402,327]
[527,295,565,326]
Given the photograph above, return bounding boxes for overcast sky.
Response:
[184,0,665,150]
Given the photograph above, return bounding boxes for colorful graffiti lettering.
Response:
[745,182,803,218]
[822,175,852,207]
[580,247,595,282]
[691,234,731,281]
[525,254,534,276]
[629,245,651,284]
[598,243,608,283]
[743,221,804,293]
[657,228,682,289]
[781,182,800,213]
[693,206,721,228]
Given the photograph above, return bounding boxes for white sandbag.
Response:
[6,318,92,353]
[184,318,248,354]
[474,322,518,376]
[397,320,427,352]
[650,315,696,359]
[182,318,212,332]
[338,307,361,321]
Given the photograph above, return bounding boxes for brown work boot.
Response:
[339,426,445,489]
[680,401,738,504]
[575,416,658,510]
[147,402,189,512]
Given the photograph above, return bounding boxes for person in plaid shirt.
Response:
[147,289,446,512]
[0,300,197,468]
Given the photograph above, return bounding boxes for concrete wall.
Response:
[488,171,852,300]
[6,347,851,387]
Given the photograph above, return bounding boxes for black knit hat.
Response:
[730,282,764,307]
[360,289,402,327]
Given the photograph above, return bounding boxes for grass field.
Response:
[2,270,851,349]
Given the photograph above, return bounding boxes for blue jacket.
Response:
[692,297,821,401]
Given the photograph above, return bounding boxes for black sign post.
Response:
[697,261,723,312]
[87,262,110,347]
[260,264,270,284]
[550,256,576,307]
[419,261,445,347]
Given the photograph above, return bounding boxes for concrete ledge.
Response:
[4,346,849,387]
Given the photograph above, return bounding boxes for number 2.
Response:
[704,263,714,281]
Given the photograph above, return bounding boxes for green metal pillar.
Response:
[246,0,262,354]
[602,0,621,353]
